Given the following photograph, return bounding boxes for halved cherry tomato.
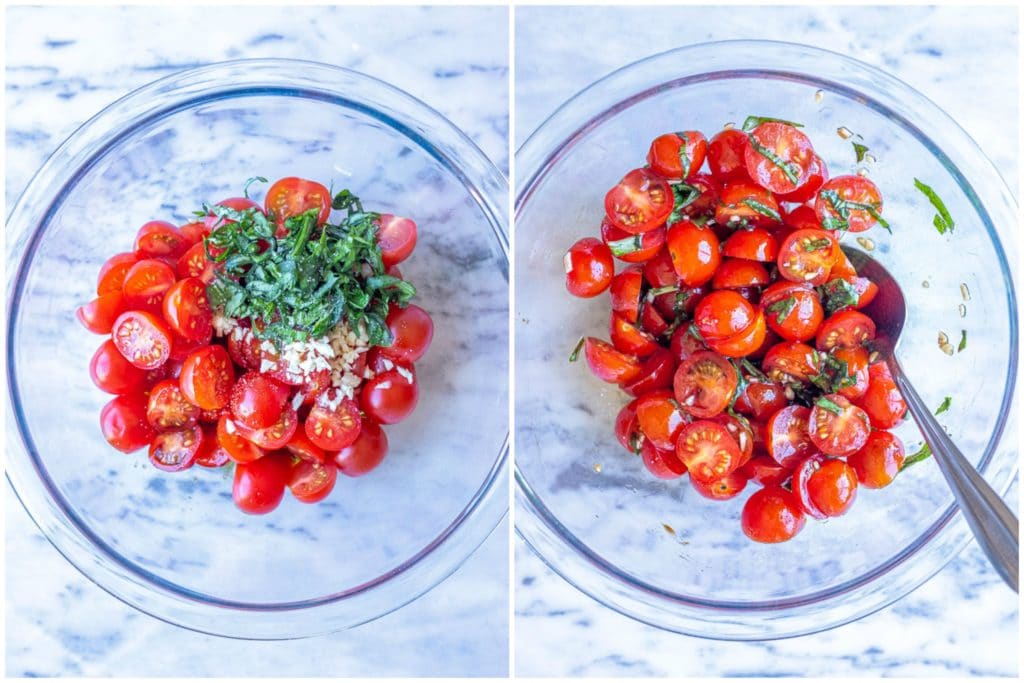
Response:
[675,420,741,483]
[216,415,266,464]
[760,281,823,342]
[848,431,905,488]
[815,309,876,351]
[646,131,708,179]
[121,259,176,312]
[179,345,235,410]
[233,452,291,514]
[792,454,829,520]
[634,389,685,450]
[265,177,332,227]
[830,246,858,280]
[762,341,819,383]
[733,379,788,422]
[673,351,737,418]
[134,221,188,259]
[149,425,202,472]
[97,252,138,295]
[146,379,199,431]
[711,258,770,290]
[669,325,707,362]
[600,219,665,263]
[678,174,721,217]
[609,266,643,323]
[77,290,127,334]
[306,390,363,450]
[738,455,791,487]
[715,181,781,229]
[89,340,149,395]
[621,348,675,396]
[707,310,767,358]
[815,175,883,233]
[830,346,870,400]
[227,329,262,370]
[583,337,642,383]
[377,214,417,267]
[639,301,669,336]
[289,459,338,503]
[741,486,805,543]
[666,220,720,286]
[806,458,858,516]
[808,393,871,456]
[238,404,298,450]
[112,310,172,370]
[162,277,213,343]
[609,313,659,357]
[286,429,328,464]
[637,439,685,479]
[176,242,217,284]
[694,290,756,341]
[691,469,749,500]
[781,204,825,232]
[178,221,209,246]
[777,229,837,285]
[744,123,815,194]
[711,411,755,466]
[334,419,389,477]
[766,405,815,467]
[564,237,615,297]
[855,362,907,429]
[777,153,828,204]
[193,424,231,468]
[722,228,778,262]
[604,168,673,234]
[99,394,155,453]
[642,248,680,288]
[614,398,642,453]
[708,129,752,182]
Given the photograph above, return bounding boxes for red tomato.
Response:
[715,181,781,229]
[639,300,669,336]
[738,455,791,487]
[830,249,858,280]
[760,281,824,342]
[380,304,433,363]
[361,370,418,425]
[646,131,708,179]
[642,248,680,288]
[193,424,231,468]
[306,390,363,450]
[216,415,266,464]
[609,266,643,323]
[564,237,615,297]
[673,351,738,418]
[855,362,907,429]
[621,348,676,396]
[334,419,389,477]
[614,398,642,453]
[694,290,756,341]
[777,229,837,285]
[722,229,778,262]
[286,429,329,464]
[792,454,829,520]
[121,259,176,312]
[178,221,209,246]
[289,459,338,503]
[815,175,884,233]
[134,220,188,259]
[762,341,819,383]
[741,486,805,543]
[176,242,217,284]
[99,394,156,453]
[265,177,332,227]
[583,337,642,383]
[691,469,749,500]
[848,431,905,488]
[634,389,686,450]
[733,380,789,422]
[149,425,202,472]
[711,258,770,290]
[376,214,417,267]
[97,252,138,295]
[675,420,741,483]
[831,346,870,400]
[744,123,815,194]
[766,405,815,467]
[230,371,288,429]
[707,310,767,358]
[677,174,721,217]
[640,439,687,479]
[666,220,720,286]
[609,313,659,357]
[162,277,213,343]
[808,394,871,456]
[604,168,674,234]
[711,412,755,466]
[600,219,665,263]
[708,128,752,181]
[777,154,828,204]
[233,452,292,514]
[111,310,172,370]
[806,458,858,516]
[669,325,707,362]
[89,340,149,394]
[237,404,298,450]
[77,291,127,334]
[227,329,262,370]
[815,309,876,351]
[179,345,235,410]
[146,379,199,431]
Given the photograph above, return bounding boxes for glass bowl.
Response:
[6,59,508,639]
[515,40,1018,639]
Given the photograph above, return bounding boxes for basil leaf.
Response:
[914,178,955,235]
[815,396,845,416]
[741,115,804,132]
[902,442,933,469]
[569,337,585,362]
[935,396,952,415]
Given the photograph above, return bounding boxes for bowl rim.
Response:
[5,57,510,640]
[514,39,1019,640]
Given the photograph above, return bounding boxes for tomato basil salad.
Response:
[564,117,912,543]
[78,177,433,514]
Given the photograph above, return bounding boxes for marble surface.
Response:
[514,5,1019,677]
[5,6,509,676]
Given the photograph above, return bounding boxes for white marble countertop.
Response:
[5,6,509,676]
[514,5,1019,677]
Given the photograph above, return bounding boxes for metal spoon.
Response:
[845,247,1018,592]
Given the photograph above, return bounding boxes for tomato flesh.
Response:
[604,168,674,234]
[673,351,737,418]
[675,420,741,483]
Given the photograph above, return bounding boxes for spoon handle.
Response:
[890,360,1018,592]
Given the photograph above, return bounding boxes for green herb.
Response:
[914,178,955,235]
[747,135,800,186]
[958,329,967,352]
[205,189,415,349]
[243,176,268,199]
[606,233,643,257]
[852,142,870,163]
[766,296,797,324]
[819,189,890,233]
[741,358,769,382]
[819,278,860,315]
[647,285,679,298]
[741,198,782,222]
[668,183,701,225]
[675,131,691,176]
[845,200,891,233]
[809,354,857,394]
[902,442,933,469]
[741,115,804,132]
[688,322,705,343]
[804,237,832,252]
[569,336,585,362]
[815,396,845,416]
[690,215,711,227]
[935,396,952,415]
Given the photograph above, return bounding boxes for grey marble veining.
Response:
[514,4,1019,677]
[6,5,509,676]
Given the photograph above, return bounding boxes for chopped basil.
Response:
[814,396,845,416]
[667,182,701,226]
[741,198,782,222]
[242,176,268,199]
[902,442,933,469]
[647,284,679,297]
[741,115,804,132]
[819,189,890,233]
[914,178,955,235]
[747,135,801,185]
[809,354,856,394]
[958,329,967,352]
[741,358,769,382]
[852,142,870,163]
[804,237,832,252]
[606,233,644,257]
[688,322,705,343]
[569,336,585,362]
[935,396,952,415]
[819,278,860,314]
[766,295,797,324]
[675,131,691,176]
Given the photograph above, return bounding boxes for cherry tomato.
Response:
[777,154,828,204]
[134,220,188,259]
[777,229,837,285]
[640,439,687,479]
[614,398,642,453]
[744,123,815,194]
[228,371,287,429]
[815,309,876,351]
[583,337,642,383]
[609,266,643,324]
[694,290,756,341]
[77,290,127,334]
[642,248,681,288]
[806,458,858,516]
[691,469,749,500]
[176,242,217,284]
[600,219,665,263]
[738,455,791,487]
[146,379,199,431]
[708,128,752,181]
[149,425,202,472]
[673,351,737,418]
[815,175,884,233]
[227,329,262,370]
[89,340,148,395]
[848,431,905,488]
[760,281,823,342]
[306,390,362,450]
[121,258,176,312]
[362,369,418,424]
[831,346,870,400]
[216,415,266,464]
[678,174,721,217]
[711,412,755,466]
[639,300,669,336]
[609,313,659,357]
[237,404,298,450]
[604,168,673,234]
[762,341,819,383]
[792,454,828,519]
[808,393,871,456]
[265,177,332,227]
[669,325,707,362]
[715,181,781,229]
[334,419,389,477]
[675,420,741,483]
[721,228,778,263]
[829,249,858,280]
[634,389,686,450]
[742,486,805,543]
[162,278,213,343]
[707,310,767,358]
[376,214,417,267]
[233,452,292,514]
[666,220,720,286]
[286,429,329,464]
[179,345,235,410]
[193,424,231,468]
[855,362,907,429]
[111,310,172,370]
[96,252,138,295]
[766,405,815,467]
[621,348,675,396]
[711,258,770,290]
[178,221,209,246]
[99,394,155,453]
[564,237,615,297]
[289,459,338,503]
[646,131,708,179]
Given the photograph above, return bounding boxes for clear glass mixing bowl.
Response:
[515,40,1018,639]
[6,59,509,639]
